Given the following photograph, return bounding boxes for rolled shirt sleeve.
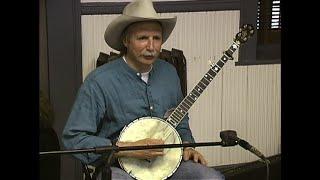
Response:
[62,78,110,164]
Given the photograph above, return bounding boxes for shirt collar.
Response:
[120,56,156,77]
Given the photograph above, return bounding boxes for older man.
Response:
[62,0,224,179]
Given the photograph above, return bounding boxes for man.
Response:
[62,0,224,179]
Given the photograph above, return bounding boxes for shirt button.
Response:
[150,106,153,110]
[137,73,140,76]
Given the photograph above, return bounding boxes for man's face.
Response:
[124,21,163,69]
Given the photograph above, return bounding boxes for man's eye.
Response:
[154,36,161,40]
[138,36,148,40]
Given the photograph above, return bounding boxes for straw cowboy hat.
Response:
[104,0,177,51]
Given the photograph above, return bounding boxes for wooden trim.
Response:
[73,0,83,88]
[72,1,83,179]
[46,0,84,179]
[238,0,258,65]
[40,0,49,97]
[80,0,240,15]
[235,59,281,66]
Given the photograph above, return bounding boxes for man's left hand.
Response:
[183,147,208,166]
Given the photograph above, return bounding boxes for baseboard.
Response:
[214,154,281,180]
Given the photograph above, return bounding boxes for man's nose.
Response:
[146,38,154,51]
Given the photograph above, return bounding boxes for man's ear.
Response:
[123,37,128,48]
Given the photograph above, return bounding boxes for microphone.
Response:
[220,130,238,147]
[220,130,270,164]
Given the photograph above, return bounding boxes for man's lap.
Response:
[170,160,225,180]
[98,160,224,180]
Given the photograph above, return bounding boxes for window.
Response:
[271,0,281,29]
[236,0,281,66]
[257,0,281,30]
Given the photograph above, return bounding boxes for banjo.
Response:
[117,24,254,180]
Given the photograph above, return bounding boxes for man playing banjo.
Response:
[62,0,224,179]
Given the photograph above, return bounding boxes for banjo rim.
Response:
[117,116,183,180]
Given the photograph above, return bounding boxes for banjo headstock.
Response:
[235,24,255,44]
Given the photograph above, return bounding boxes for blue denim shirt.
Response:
[62,58,195,164]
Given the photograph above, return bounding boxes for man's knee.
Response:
[97,167,133,180]
[172,160,225,179]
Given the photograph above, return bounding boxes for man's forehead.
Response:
[127,21,162,33]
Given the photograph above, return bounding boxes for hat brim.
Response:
[105,15,177,51]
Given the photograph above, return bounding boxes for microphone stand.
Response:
[40,141,223,155]
[40,131,269,180]
[40,141,225,180]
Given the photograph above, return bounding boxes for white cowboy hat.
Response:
[104,0,177,51]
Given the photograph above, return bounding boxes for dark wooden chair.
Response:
[39,128,61,180]
[39,90,60,180]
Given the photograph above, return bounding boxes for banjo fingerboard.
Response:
[166,41,240,128]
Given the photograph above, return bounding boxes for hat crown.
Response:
[105,0,176,51]
[123,0,159,18]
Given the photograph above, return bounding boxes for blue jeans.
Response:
[99,160,225,180]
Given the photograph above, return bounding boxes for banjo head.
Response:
[118,117,183,180]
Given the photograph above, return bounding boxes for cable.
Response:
[262,158,270,180]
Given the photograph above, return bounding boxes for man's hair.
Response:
[107,29,129,61]
[119,28,130,55]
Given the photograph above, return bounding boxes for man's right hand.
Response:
[115,138,165,159]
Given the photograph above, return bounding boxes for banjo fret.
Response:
[188,93,198,101]
[179,103,189,112]
[208,69,217,78]
[183,99,192,107]
[196,81,206,93]
[181,101,191,109]
[206,73,214,80]
[199,80,208,88]
[202,75,211,84]
[171,111,182,120]
[216,59,225,68]
[191,89,201,97]
[211,64,221,73]
[185,96,195,104]
[175,108,185,117]
[170,115,180,123]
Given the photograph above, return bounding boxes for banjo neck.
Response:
[166,41,241,128]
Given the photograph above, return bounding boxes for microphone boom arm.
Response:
[39,141,223,155]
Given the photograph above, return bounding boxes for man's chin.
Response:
[141,57,157,64]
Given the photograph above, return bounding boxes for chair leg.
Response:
[83,164,94,180]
